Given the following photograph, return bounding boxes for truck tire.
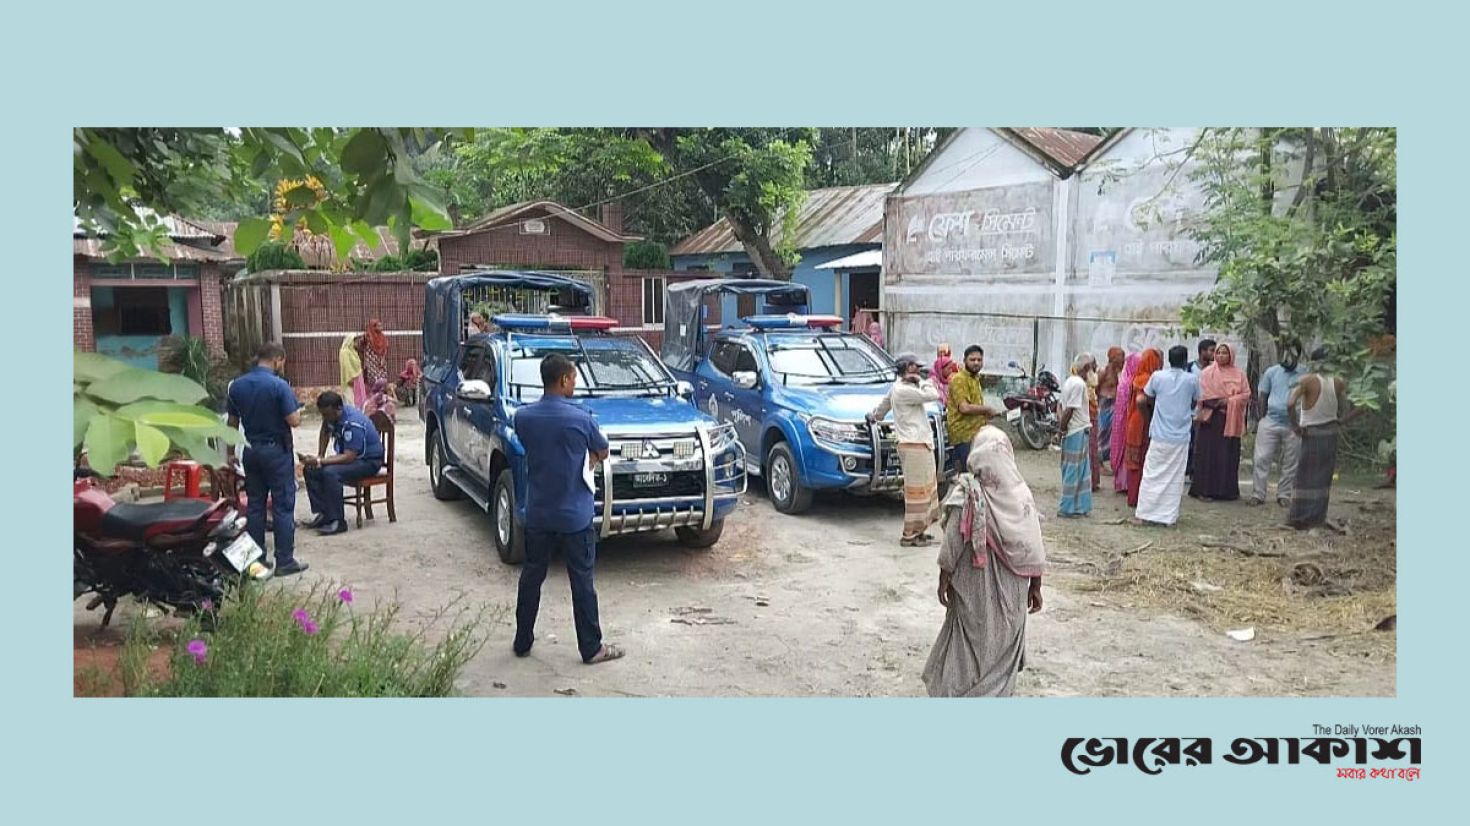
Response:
[766,441,813,515]
[492,468,527,565]
[428,430,462,501]
[675,520,724,549]
[1018,410,1049,451]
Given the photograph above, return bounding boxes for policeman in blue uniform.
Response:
[226,342,309,576]
[302,391,385,536]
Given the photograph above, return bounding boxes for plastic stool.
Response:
[163,460,206,501]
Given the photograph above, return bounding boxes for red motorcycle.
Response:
[74,466,265,627]
[1001,362,1062,451]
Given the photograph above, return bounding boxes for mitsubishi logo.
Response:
[640,441,661,459]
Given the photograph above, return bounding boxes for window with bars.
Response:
[642,277,665,326]
[90,263,199,280]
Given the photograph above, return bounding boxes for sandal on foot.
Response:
[899,535,932,547]
[585,644,625,665]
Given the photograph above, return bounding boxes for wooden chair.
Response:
[344,412,397,528]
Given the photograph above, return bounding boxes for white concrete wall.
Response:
[884,127,1244,377]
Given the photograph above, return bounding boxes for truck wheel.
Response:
[675,520,724,549]
[492,468,527,565]
[1018,410,1048,451]
[766,441,813,515]
[428,431,462,501]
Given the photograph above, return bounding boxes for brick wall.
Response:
[199,263,225,356]
[73,257,95,352]
[277,274,429,387]
[438,206,625,277]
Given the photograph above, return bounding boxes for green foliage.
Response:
[158,335,235,410]
[623,240,670,269]
[74,351,242,471]
[245,239,306,271]
[370,248,438,272]
[1174,128,1396,404]
[804,128,948,188]
[74,128,468,262]
[118,582,496,697]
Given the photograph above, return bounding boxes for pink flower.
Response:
[302,619,319,636]
[292,608,310,624]
[338,588,354,604]
[186,639,208,665]
[201,599,214,613]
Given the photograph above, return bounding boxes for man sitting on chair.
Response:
[303,391,384,536]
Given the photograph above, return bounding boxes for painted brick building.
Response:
[73,216,230,368]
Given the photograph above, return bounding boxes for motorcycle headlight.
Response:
[808,416,868,444]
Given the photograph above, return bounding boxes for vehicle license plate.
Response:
[1006,408,1022,423]
[218,533,264,573]
[633,472,669,487]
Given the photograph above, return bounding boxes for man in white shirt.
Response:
[869,354,942,546]
[1056,352,1095,517]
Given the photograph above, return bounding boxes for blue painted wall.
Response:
[672,243,878,326]
[92,286,192,370]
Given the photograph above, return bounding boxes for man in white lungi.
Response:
[1133,345,1200,526]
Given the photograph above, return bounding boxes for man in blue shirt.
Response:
[302,391,385,536]
[512,353,624,665]
[1249,342,1304,506]
[1133,345,1200,526]
[227,342,308,576]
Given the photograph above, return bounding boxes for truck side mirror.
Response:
[458,379,493,402]
[733,371,759,390]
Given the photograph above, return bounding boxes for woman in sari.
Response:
[396,358,422,406]
[1189,343,1251,501]
[866,321,886,351]
[1110,351,1142,494]
[922,426,1046,698]
[339,333,366,408]
[1097,347,1125,470]
[361,319,391,389]
[1124,349,1163,507]
[363,378,398,422]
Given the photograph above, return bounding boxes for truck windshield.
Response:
[763,333,894,386]
[506,338,675,401]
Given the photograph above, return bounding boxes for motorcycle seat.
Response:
[100,500,212,541]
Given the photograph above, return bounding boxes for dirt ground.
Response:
[74,416,1396,697]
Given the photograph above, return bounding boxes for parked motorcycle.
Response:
[1001,361,1062,451]
[74,466,266,627]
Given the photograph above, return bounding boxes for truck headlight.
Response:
[808,416,867,444]
[708,423,740,453]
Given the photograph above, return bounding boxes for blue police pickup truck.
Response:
[419,272,745,563]
[661,279,950,515]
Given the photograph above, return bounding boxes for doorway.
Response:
[847,270,880,324]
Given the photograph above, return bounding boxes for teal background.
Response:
[6,0,1457,821]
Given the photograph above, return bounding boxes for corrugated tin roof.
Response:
[671,183,896,257]
[193,221,416,265]
[73,211,223,242]
[814,249,882,270]
[72,237,233,262]
[1003,128,1105,171]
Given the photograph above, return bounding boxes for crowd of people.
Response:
[863,337,1356,697]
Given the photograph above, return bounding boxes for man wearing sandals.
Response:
[869,354,943,547]
[512,354,624,665]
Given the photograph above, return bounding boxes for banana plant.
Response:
[74,351,244,473]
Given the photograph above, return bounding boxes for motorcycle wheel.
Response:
[1018,410,1049,451]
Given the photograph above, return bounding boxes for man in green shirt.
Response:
[946,345,1001,474]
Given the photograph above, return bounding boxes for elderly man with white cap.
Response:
[868,353,942,546]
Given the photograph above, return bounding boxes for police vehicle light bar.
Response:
[568,316,619,332]
[742,314,844,330]
[491,314,620,334]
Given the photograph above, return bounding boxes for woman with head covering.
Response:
[1097,347,1126,469]
[1124,349,1164,507]
[868,353,942,546]
[1070,353,1102,493]
[932,344,958,406]
[396,358,422,406]
[866,321,886,351]
[339,333,366,408]
[1110,351,1142,494]
[361,319,391,390]
[1189,343,1252,501]
[922,425,1046,697]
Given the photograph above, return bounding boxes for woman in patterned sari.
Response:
[1124,349,1163,508]
[1110,351,1142,495]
